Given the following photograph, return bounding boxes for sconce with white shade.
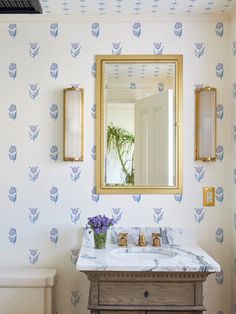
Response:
[63,87,84,161]
[195,86,216,161]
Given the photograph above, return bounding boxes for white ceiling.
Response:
[40,0,236,16]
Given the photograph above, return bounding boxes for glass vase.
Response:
[93,231,107,249]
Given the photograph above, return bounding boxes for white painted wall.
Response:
[0,16,233,313]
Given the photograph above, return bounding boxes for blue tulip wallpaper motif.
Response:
[215,22,224,38]
[29,125,40,141]
[112,208,122,223]
[8,228,17,245]
[233,41,236,56]
[8,186,17,203]
[133,22,141,38]
[91,23,100,38]
[216,63,224,79]
[50,63,58,79]
[153,208,164,224]
[50,145,58,161]
[0,15,235,314]
[50,186,58,203]
[194,166,205,183]
[50,23,58,38]
[8,23,17,38]
[29,43,40,58]
[70,249,79,265]
[153,42,164,55]
[91,187,99,203]
[29,84,40,100]
[174,193,183,203]
[50,228,58,245]
[29,166,40,182]
[70,208,81,224]
[8,63,17,79]
[91,63,96,78]
[50,104,58,121]
[29,249,40,265]
[132,194,141,203]
[216,104,224,120]
[174,22,183,38]
[8,145,17,162]
[194,208,205,224]
[8,104,17,120]
[29,208,40,224]
[195,42,205,58]
[70,167,81,182]
[215,228,224,244]
[70,43,81,58]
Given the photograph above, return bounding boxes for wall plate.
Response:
[203,187,215,206]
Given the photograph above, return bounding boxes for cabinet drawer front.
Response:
[99,282,194,306]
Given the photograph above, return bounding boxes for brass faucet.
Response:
[137,233,147,246]
[118,233,128,247]
[152,232,161,247]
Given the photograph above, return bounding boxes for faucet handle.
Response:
[152,232,161,247]
[118,233,128,246]
[138,233,147,246]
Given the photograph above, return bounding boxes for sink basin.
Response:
[110,247,177,261]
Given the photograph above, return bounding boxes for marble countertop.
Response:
[76,227,220,273]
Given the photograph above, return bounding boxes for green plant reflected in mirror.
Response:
[96,55,183,194]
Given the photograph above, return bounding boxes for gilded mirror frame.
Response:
[96,55,183,194]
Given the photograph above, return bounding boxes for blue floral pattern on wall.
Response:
[50,145,58,161]
[70,43,81,58]
[29,125,40,141]
[215,63,224,79]
[8,63,17,79]
[50,104,58,121]
[8,145,17,161]
[70,208,81,224]
[8,23,17,38]
[29,249,40,265]
[29,84,40,100]
[174,22,182,38]
[215,22,224,37]
[91,23,100,38]
[70,167,81,182]
[50,63,58,79]
[0,18,233,313]
[8,186,17,203]
[9,228,17,245]
[195,208,205,224]
[195,42,205,58]
[153,42,164,55]
[153,208,164,224]
[29,42,40,58]
[91,187,99,203]
[133,22,141,38]
[29,208,40,224]
[8,104,17,120]
[50,23,58,38]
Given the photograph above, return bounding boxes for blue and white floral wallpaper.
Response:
[0,15,235,313]
[230,13,236,314]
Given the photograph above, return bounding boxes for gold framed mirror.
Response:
[96,55,183,194]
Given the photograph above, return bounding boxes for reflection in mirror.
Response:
[105,62,176,186]
[96,55,183,194]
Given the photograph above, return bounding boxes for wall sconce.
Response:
[195,86,216,161]
[63,87,84,161]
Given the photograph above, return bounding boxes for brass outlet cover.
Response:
[203,187,215,206]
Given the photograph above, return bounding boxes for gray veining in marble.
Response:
[77,227,220,273]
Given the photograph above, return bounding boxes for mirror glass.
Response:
[96,55,183,194]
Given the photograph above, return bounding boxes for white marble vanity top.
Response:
[76,227,220,273]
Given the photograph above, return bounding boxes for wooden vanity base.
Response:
[84,271,208,314]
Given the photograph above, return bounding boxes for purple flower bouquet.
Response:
[86,215,115,249]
